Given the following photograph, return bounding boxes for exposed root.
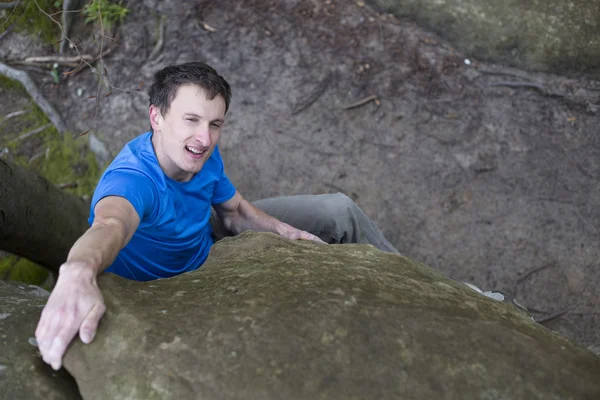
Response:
[0,62,68,133]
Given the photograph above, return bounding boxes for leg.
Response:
[251,193,399,253]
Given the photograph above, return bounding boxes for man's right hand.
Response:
[35,262,106,370]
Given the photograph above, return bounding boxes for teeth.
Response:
[186,146,201,154]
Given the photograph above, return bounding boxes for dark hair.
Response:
[148,62,232,115]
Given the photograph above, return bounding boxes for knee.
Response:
[329,192,358,214]
[311,193,355,226]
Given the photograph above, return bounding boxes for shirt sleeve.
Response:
[89,169,158,224]
[211,146,237,205]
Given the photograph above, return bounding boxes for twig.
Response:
[14,123,51,141]
[0,62,67,133]
[487,81,546,93]
[0,0,19,31]
[28,147,47,163]
[0,24,14,40]
[292,73,332,115]
[535,308,573,325]
[0,109,29,125]
[147,15,166,61]
[342,94,379,110]
[516,263,556,283]
[57,182,78,189]
[24,54,97,65]
[32,0,97,76]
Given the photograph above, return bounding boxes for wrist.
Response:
[59,261,98,280]
[276,222,295,238]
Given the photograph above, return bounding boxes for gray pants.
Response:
[210,192,399,253]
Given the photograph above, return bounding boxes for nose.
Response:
[194,124,211,147]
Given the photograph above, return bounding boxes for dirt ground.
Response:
[2,0,599,352]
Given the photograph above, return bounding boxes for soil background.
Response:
[1,0,599,352]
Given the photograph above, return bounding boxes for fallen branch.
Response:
[342,94,380,110]
[0,62,67,133]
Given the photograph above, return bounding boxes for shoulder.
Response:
[101,132,166,188]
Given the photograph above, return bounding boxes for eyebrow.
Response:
[183,112,224,123]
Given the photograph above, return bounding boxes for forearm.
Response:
[63,220,130,276]
[223,199,291,236]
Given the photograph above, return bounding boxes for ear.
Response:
[149,105,163,131]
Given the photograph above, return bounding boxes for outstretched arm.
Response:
[213,191,325,243]
[35,196,140,370]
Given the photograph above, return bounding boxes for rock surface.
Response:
[0,281,81,400]
[370,0,600,77]
[63,232,600,400]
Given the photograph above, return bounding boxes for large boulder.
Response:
[0,281,81,399]
[369,0,600,77]
[63,232,600,400]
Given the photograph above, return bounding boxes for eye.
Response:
[186,118,199,123]
[211,122,222,128]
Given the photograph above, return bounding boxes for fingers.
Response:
[35,270,105,370]
[80,303,106,344]
[289,230,327,243]
[37,309,79,370]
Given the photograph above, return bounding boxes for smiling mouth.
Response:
[185,145,207,156]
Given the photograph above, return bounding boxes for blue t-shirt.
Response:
[89,132,236,281]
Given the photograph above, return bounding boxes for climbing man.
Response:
[35,61,399,370]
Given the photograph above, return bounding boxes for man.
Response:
[35,62,398,370]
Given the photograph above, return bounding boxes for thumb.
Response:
[79,303,106,344]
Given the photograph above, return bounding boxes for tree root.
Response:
[0,62,68,133]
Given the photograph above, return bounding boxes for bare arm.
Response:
[213,191,325,242]
[35,196,140,370]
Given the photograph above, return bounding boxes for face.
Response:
[149,84,226,182]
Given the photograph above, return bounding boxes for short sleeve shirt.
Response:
[89,132,236,281]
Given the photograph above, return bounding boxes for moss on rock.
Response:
[370,0,600,77]
[0,75,101,285]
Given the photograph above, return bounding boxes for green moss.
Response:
[0,256,50,287]
[0,74,27,93]
[83,0,129,30]
[0,0,63,45]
